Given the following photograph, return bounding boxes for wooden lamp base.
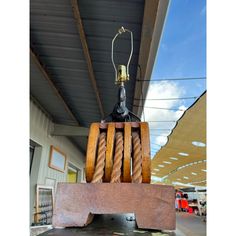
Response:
[52,183,176,230]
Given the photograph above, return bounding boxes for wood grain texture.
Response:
[123,123,131,182]
[140,122,151,183]
[53,183,176,230]
[86,122,151,183]
[104,123,115,182]
[85,123,100,182]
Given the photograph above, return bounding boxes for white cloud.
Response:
[142,81,186,127]
[155,136,168,146]
[141,81,187,157]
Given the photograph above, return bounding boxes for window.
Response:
[67,163,82,183]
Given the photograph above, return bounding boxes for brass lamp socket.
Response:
[116,65,129,84]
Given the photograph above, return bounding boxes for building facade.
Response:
[30,99,85,224]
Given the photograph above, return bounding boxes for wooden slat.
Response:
[123,123,131,182]
[140,122,151,183]
[85,123,100,182]
[71,0,104,118]
[104,123,115,182]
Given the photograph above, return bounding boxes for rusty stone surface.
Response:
[52,183,176,230]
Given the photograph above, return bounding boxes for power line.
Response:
[133,105,184,111]
[150,133,171,136]
[150,130,169,134]
[147,120,177,123]
[151,143,162,146]
[137,77,206,82]
[134,96,198,101]
[150,128,172,130]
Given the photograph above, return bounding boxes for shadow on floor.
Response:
[38,213,206,236]
[39,214,176,236]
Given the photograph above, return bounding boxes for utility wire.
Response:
[134,96,198,101]
[148,120,176,123]
[133,105,184,111]
[150,134,168,137]
[149,128,172,130]
[137,77,206,82]
[151,143,162,146]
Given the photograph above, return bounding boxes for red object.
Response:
[176,199,181,209]
[188,207,193,213]
[181,199,189,210]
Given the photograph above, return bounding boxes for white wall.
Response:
[30,100,86,224]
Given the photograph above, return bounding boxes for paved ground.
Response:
[38,212,206,236]
[175,212,206,236]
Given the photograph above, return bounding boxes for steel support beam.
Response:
[52,124,89,136]
[30,48,80,125]
[71,0,105,119]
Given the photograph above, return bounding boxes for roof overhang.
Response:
[132,0,170,117]
[30,0,170,153]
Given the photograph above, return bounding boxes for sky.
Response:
[141,0,206,158]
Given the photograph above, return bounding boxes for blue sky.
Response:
[153,0,206,79]
[142,0,206,158]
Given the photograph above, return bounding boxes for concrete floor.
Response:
[38,212,206,236]
[175,212,206,236]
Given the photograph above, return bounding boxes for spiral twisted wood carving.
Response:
[91,132,106,183]
[131,132,142,183]
[110,132,124,183]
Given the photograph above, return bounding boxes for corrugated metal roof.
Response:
[79,0,143,116]
[31,0,100,127]
[30,0,168,152]
[30,0,144,127]
[30,57,77,125]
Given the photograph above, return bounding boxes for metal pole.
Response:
[196,188,202,216]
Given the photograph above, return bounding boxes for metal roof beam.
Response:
[52,124,89,137]
[30,48,80,125]
[71,0,105,118]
